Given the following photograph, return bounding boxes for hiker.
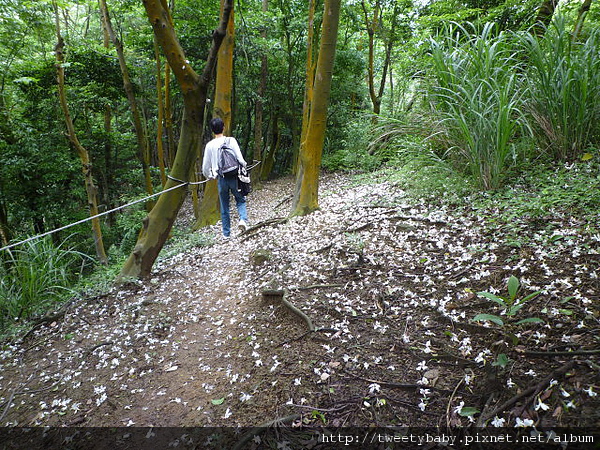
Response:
[202,117,249,239]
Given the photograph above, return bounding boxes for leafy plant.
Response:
[519,16,600,161]
[473,275,544,327]
[0,237,89,333]
[427,22,532,190]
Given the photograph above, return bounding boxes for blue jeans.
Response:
[218,175,247,237]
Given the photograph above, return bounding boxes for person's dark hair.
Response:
[210,117,225,134]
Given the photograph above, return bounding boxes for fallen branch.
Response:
[240,217,288,241]
[391,215,447,226]
[274,195,292,209]
[290,284,343,290]
[21,296,80,342]
[524,349,600,357]
[478,360,576,425]
[342,370,461,395]
[346,223,372,233]
[84,341,114,357]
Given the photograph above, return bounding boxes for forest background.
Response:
[0,0,599,335]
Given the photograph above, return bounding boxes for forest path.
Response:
[0,170,598,437]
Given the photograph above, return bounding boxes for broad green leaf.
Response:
[477,291,507,308]
[558,309,573,316]
[508,302,525,316]
[492,353,510,368]
[458,406,479,417]
[515,317,544,325]
[581,153,593,161]
[507,275,519,301]
[473,313,504,326]
[211,397,225,405]
[521,290,542,302]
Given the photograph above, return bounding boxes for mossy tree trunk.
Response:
[195,0,235,229]
[291,0,341,217]
[294,0,318,176]
[253,0,269,179]
[53,1,108,265]
[119,0,232,279]
[99,0,154,210]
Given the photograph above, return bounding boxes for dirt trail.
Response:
[0,172,598,435]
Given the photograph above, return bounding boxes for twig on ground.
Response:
[290,284,343,290]
[478,360,576,424]
[524,349,600,357]
[274,195,292,209]
[21,297,80,342]
[240,217,288,241]
[446,378,464,428]
[346,223,372,233]
[84,341,114,357]
[342,370,462,395]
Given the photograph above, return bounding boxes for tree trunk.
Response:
[154,36,167,187]
[260,108,279,181]
[100,10,115,226]
[533,0,557,35]
[572,0,593,40]
[362,0,382,115]
[195,0,235,229]
[53,1,108,265]
[291,0,341,216]
[295,0,318,175]
[0,196,10,247]
[99,0,154,210]
[253,0,268,178]
[119,0,232,279]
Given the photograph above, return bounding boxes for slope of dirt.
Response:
[0,172,598,435]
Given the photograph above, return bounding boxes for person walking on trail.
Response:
[202,117,249,239]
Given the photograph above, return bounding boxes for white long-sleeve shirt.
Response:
[202,135,246,180]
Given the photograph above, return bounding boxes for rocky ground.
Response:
[0,171,598,447]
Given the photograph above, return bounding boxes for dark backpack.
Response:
[218,138,239,177]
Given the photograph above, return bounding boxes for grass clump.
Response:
[0,237,90,335]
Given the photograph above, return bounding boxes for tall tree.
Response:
[195,0,235,229]
[53,0,108,264]
[253,0,269,178]
[361,0,400,116]
[120,0,232,279]
[154,35,167,186]
[291,0,341,216]
[99,0,154,209]
[295,0,318,175]
[533,0,558,34]
[573,0,593,40]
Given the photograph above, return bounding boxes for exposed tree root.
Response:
[262,289,314,331]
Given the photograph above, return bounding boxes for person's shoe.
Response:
[238,220,248,233]
[222,234,231,241]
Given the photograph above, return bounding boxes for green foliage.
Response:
[0,238,90,334]
[472,275,544,327]
[321,115,380,172]
[427,21,532,190]
[474,158,600,228]
[518,17,600,161]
